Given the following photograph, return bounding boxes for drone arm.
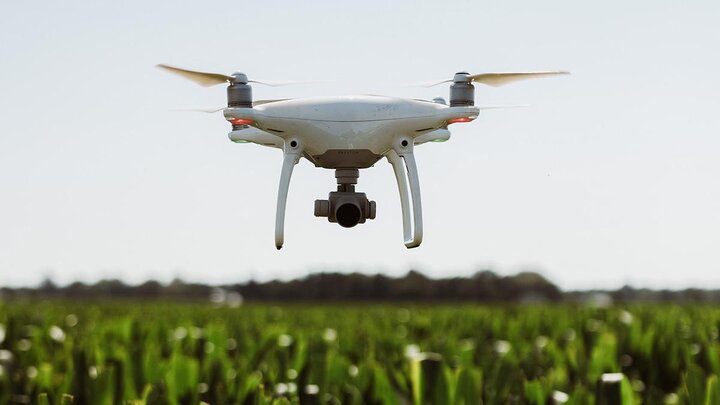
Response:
[275,139,303,250]
[387,137,424,248]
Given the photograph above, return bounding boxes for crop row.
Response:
[1,303,720,404]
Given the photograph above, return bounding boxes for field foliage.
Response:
[1,302,719,404]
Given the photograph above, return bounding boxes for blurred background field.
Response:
[3,299,720,404]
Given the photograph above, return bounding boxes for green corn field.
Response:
[2,302,720,404]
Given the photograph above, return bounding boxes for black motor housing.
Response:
[449,80,475,107]
[227,83,252,108]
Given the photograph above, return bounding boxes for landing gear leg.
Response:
[386,137,423,248]
[275,139,303,250]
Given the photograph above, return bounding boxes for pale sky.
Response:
[1,0,719,290]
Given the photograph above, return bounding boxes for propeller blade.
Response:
[157,64,234,87]
[469,71,570,87]
[253,98,291,106]
[170,99,292,113]
[170,107,226,113]
[476,104,530,110]
[409,79,453,87]
[158,64,311,87]
[412,71,569,87]
[249,80,312,87]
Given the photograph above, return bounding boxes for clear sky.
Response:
[1,0,719,290]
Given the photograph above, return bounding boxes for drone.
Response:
[158,64,569,249]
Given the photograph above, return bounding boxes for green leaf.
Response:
[684,364,705,405]
[589,334,618,383]
[704,375,720,405]
[595,373,634,405]
[455,368,482,405]
[38,393,51,405]
[410,353,447,405]
[373,366,400,405]
[524,380,545,405]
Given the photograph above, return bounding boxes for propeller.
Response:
[171,107,226,113]
[171,99,291,113]
[157,64,305,87]
[475,104,530,110]
[413,98,530,109]
[416,71,570,87]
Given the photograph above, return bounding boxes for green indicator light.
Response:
[431,138,448,142]
[235,140,250,143]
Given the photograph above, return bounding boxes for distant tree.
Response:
[39,277,57,292]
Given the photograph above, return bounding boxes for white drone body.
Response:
[158,65,568,249]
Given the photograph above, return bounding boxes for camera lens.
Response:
[336,203,362,228]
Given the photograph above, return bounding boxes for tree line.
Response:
[1,270,561,302]
[4,270,720,302]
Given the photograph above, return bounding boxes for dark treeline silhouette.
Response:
[3,270,720,302]
[2,270,561,302]
[231,271,561,302]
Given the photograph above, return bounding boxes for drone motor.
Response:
[449,72,475,107]
[227,72,253,109]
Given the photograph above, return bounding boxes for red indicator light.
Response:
[447,117,473,124]
[229,118,255,126]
